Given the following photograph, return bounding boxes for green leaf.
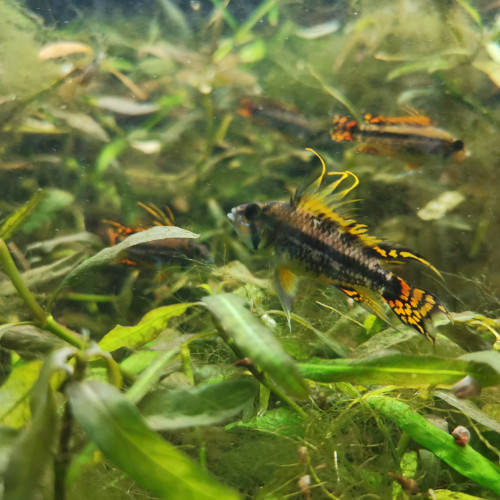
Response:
[99,302,195,351]
[20,189,74,234]
[459,350,500,387]
[66,379,239,500]
[57,225,199,292]
[299,355,470,387]
[0,191,45,240]
[434,390,500,434]
[140,376,258,430]
[454,0,482,26]
[367,395,500,495]
[228,407,305,437]
[0,324,64,359]
[0,360,43,428]
[3,348,75,500]
[202,293,308,399]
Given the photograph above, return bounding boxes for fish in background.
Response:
[227,150,450,342]
[330,113,468,168]
[104,202,211,265]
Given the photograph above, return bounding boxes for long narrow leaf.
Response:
[140,376,258,430]
[66,379,239,500]
[367,395,500,495]
[299,354,494,387]
[0,191,45,240]
[99,302,195,351]
[203,293,308,399]
[57,225,199,291]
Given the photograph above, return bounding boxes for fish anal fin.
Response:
[337,285,395,328]
[275,266,299,331]
[356,143,399,157]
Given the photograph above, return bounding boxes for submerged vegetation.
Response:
[1,0,500,498]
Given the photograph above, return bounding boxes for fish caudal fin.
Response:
[330,116,358,142]
[382,276,449,342]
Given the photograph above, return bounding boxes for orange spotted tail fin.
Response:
[382,276,449,343]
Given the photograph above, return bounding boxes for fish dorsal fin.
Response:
[363,112,434,127]
[293,149,380,246]
[137,202,175,227]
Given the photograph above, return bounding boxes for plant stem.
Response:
[0,239,84,349]
[54,401,74,500]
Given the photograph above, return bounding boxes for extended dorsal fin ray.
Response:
[293,149,380,246]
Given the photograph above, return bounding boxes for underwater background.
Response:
[1,0,500,498]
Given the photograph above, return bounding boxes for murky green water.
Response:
[1,1,500,498]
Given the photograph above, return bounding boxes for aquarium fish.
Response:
[330,113,468,164]
[104,202,211,264]
[227,150,449,342]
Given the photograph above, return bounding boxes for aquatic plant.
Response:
[1,0,500,498]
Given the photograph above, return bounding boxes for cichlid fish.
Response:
[104,202,211,264]
[330,113,468,165]
[227,150,449,342]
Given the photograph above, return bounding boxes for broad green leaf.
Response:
[57,225,199,292]
[99,302,195,351]
[0,324,64,359]
[0,360,42,428]
[0,191,45,240]
[299,355,470,387]
[3,348,75,500]
[120,350,159,374]
[459,350,500,387]
[140,377,258,430]
[20,189,74,234]
[66,379,239,500]
[227,407,305,437]
[367,395,500,495]
[202,293,308,399]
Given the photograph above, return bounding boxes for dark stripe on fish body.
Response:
[263,203,390,289]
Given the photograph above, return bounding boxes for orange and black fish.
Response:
[227,150,449,342]
[104,202,211,264]
[330,113,468,165]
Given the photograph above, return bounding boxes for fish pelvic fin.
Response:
[372,244,443,279]
[275,265,300,331]
[382,275,450,343]
[293,149,380,247]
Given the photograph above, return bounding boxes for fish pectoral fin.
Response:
[337,284,396,328]
[275,266,299,331]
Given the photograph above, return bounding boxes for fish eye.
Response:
[244,203,260,220]
[452,140,464,151]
